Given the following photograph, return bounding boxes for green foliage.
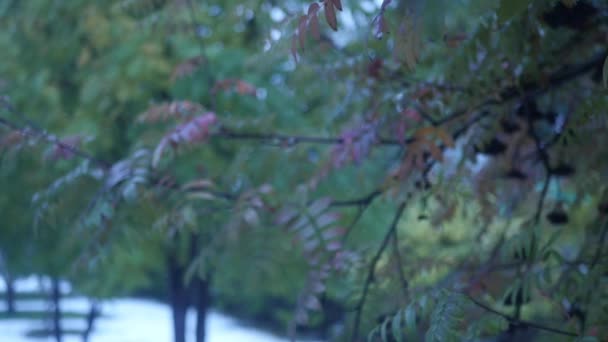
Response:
[1,0,608,341]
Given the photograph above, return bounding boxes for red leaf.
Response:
[309,14,320,40]
[324,1,338,31]
[291,33,299,63]
[170,56,204,82]
[137,101,204,123]
[153,113,217,167]
[307,2,320,15]
[235,80,257,95]
[402,107,421,122]
[298,15,308,50]
[331,0,343,11]
[444,32,468,48]
[367,58,383,78]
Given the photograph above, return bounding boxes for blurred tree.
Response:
[1,0,608,342]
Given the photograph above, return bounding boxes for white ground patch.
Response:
[0,277,317,342]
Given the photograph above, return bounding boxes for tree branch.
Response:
[216,126,409,147]
[0,104,111,169]
[331,189,382,207]
[466,294,579,338]
[351,201,407,341]
[438,50,607,125]
[391,226,409,295]
[528,109,552,225]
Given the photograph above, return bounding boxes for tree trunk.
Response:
[81,301,100,342]
[194,277,210,342]
[5,275,16,314]
[51,277,62,342]
[168,252,188,342]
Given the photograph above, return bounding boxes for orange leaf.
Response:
[414,127,436,140]
[426,143,444,162]
[435,127,455,148]
[324,1,338,31]
[235,80,256,96]
[0,131,24,148]
[170,56,204,83]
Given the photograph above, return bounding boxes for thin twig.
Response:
[466,294,579,337]
[437,50,607,125]
[341,203,369,245]
[351,201,407,341]
[391,227,408,295]
[217,127,411,147]
[331,189,383,207]
[0,112,110,169]
[590,219,608,270]
[528,110,552,225]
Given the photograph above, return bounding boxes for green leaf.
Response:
[419,295,429,314]
[391,310,403,342]
[380,317,390,342]
[405,304,417,331]
[497,0,529,24]
[367,326,379,342]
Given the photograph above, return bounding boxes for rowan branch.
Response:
[0,100,111,169]
[216,126,409,147]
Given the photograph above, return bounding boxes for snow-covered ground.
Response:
[0,277,313,342]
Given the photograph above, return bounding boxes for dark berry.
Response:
[478,138,507,155]
[501,119,521,134]
[547,209,569,225]
[543,1,597,30]
[551,163,575,177]
[505,168,527,180]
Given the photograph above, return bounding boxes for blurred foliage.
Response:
[1,0,608,341]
